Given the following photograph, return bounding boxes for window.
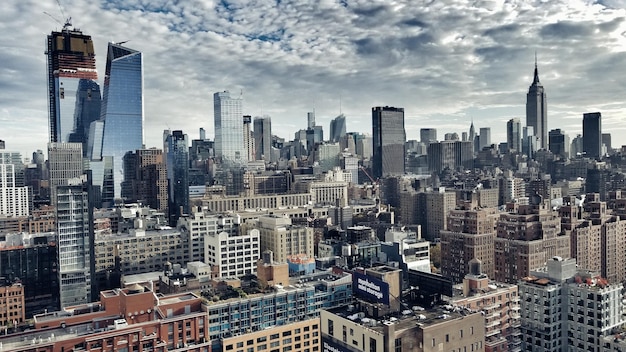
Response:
[370,337,377,352]
[394,338,401,352]
[328,320,334,336]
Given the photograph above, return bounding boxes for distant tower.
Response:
[583,112,602,159]
[420,128,437,144]
[164,130,190,225]
[329,114,347,143]
[214,91,246,166]
[506,118,522,153]
[372,106,406,178]
[526,56,548,149]
[46,25,100,146]
[243,115,255,161]
[307,112,315,129]
[254,116,272,161]
[100,42,144,199]
[479,127,491,150]
[548,129,569,159]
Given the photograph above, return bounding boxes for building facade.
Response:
[253,116,272,162]
[526,61,548,149]
[100,42,144,199]
[214,91,246,166]
[582,112,602,159]
[372,106,406,178]
[164,130,190,224]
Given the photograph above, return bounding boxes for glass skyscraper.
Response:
[372,106,406,178]
[164,130,190,225]
[214,91,246,166]
[253,116,272,161]
[329,114,347,143]
[100,42,144,199]
[46,26,101,148]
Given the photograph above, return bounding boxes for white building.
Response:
[0,163,29,217]
[520,257,625,352]
[203,217,260,278]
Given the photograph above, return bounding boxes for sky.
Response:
[2,0,626,158]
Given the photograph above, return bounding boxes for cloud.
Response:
[1,0,626,155]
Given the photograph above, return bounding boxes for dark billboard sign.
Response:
[352,271,389,305]
[322,337,353,352]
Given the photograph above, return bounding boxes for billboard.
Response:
[352,271,389,305]
[407,269,454,298]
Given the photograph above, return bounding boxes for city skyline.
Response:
[3,0,626,155]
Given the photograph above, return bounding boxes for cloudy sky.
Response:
[2,0,626,157]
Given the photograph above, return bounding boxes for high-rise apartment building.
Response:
[253,116,272,161]
[583,112,602,159]
[372,106,406,178]
[506,118,522,152]
[243,115,255,161]
[329,114,346,143]
[164,130,189,224]
[100,42,144,199]
[56,173,94,307]
[46,26,100,146]
[526,60,548,149]
[214,91,246,166]
[48,142,84,203]
[441,207,498,283]
[0,163,30,217]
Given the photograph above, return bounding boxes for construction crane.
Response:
[44,0,72,30]
[359,165,378,185]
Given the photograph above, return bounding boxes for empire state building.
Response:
[526,60,547,150]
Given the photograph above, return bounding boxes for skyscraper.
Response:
[583,112,602,159]
[254,116,272,161]
[122,148,167,213]
[48,142,84,203]
[548,129,569,159]
[420,128,437,144]
[307,111,315,129]
[164,130,190,225]
[214,91,246,166]
[0,163,30,217]
[329,114,346,143]
[526,59,548,149]
[506,118,521,153]
[479,127,491,150]
[243,115,255,161]
[372,106,406,178]
[56,172,94,307]
[100,42,144,199]
[46,25,100,145]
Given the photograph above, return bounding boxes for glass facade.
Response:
[46,29,99,146]
[214,91,246,166]
[165,130,190,224]
[329,114,346,143]
[253,116,272,161]
[372,106,406,178]
[101,43,144,199]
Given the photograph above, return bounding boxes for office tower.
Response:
[242,115,255,161]
[0,163,30,217]
[468,121,476,142]
[329,114,346,143]
[0,151,25,187]
[522,126,537,158]
[444,132,459,141]
[56,173,94,307]
[306,126,323,155]
[307,111,315,129]
[0,140,4,149]
[100,42,144,199]
[548,128,569,159]
[48,142,84,202]
[420,128,437,144]
[164,130,190,225]
[372,106,406,178]
[602,133,612,153]
[427,140,473,173]
[478,127,491,150]
[253,116,272,161]
[506,118,522,152]
[313,142,340,172]
[461,132,468,142]
[583,112,602,159]
[355,133,372,159]
[214,91,246,166]
[199,127,206,140]
[526,59,548,149]
[87,120,104,160]
[123,148,167,212]
[570,134,583,157]
[46,25,100,145]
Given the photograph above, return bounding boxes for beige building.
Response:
[0,282,25,329]
[197,192,312,212]
[449,260,521,352]
[256,215,314,263]
[494,202,570,284]
[222,317,320,352]
[320,305,485,352]
[124,148,168,212]
[441,207,498,283]
[421,189,457,240]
